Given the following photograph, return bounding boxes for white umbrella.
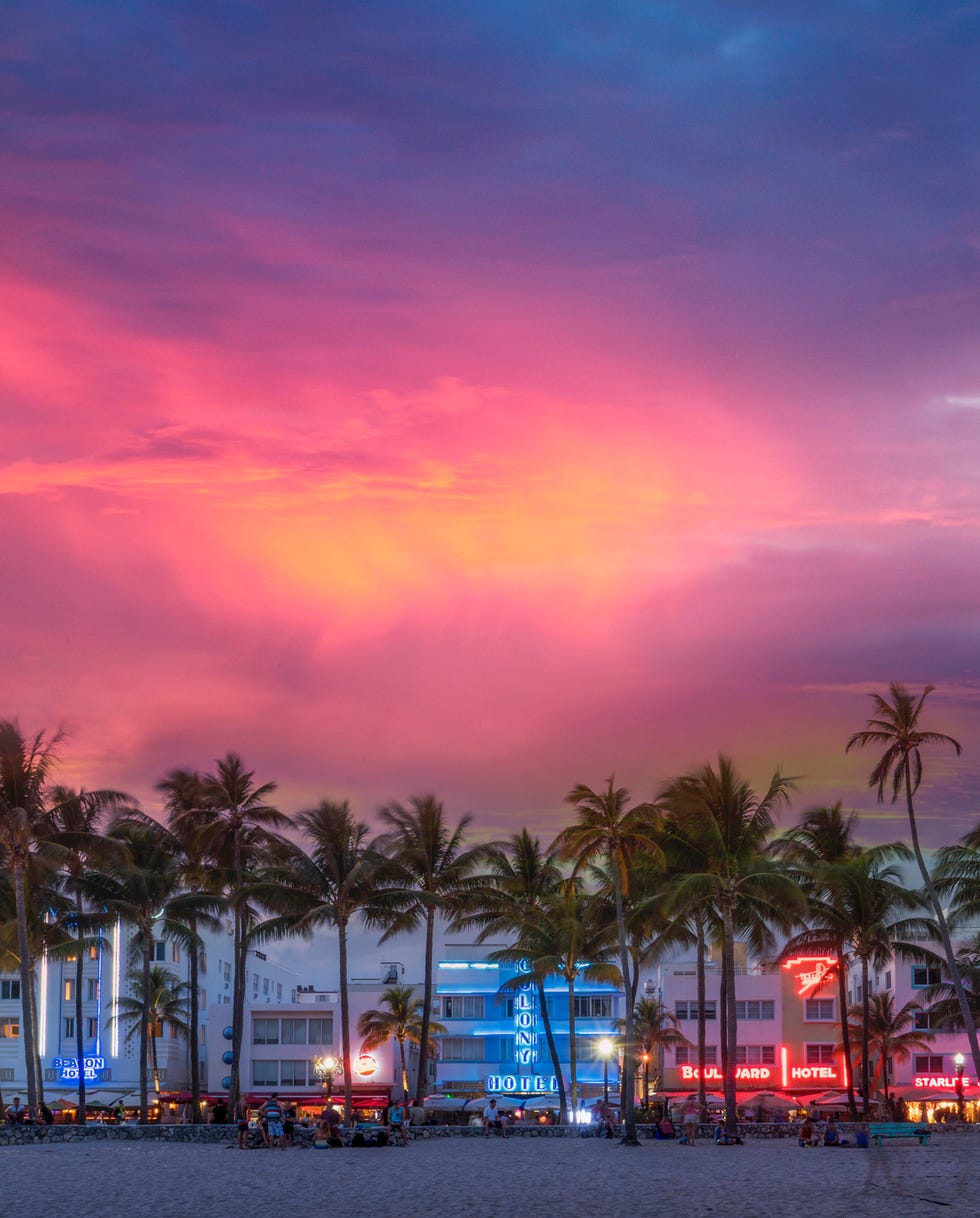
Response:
[463,1096,520,1113]
[520,1096,562,1111]
[747,1091,798,1111]
[422,1096,469,1112]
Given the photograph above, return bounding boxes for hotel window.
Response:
[87,978,99,1001]
[804,1044,836,1065]
[252,973,259,997]
[276,984,282,1002]
[280,1060,309,1086]
[253,1018,279,1045]
[443,996,485,1019]
[64,1017,75,1039]
[0,1019,19,1039]
[252,1061,279,1086]
[676,1045,717,1065]
[152,941,166,962]
[734,1045,776,1065]
[498,1036,515,1061]
[885,970,891,989]
[912,966,941,988]
[734,1000,775,1021]
[87,1017,99,1038]
[914,1055,945,1074]
[0,980,21,1000]
[223,962,232,985]
[913,1010,935,1030]
[675,1001,716,1021]
[64,980,74,1001]
[171,943,181,964]
[281,1019,308,1045]
[308,1017,333,1046]
[200,989,206,1008]
[573,996,614,1019]
[804,998,835,1021]
[263,978,270,996]
[89,945,98,961]
[200,953,207,975]
[440,1037,486,1061]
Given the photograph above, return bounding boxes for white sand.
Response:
[2,1136,974,1218]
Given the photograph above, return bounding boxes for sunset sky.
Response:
[3,1,979,856]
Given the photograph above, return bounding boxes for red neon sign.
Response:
[782,956,837,997]
[914,1075,973,1089]
[679,1065,772,1082]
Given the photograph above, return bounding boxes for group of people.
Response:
[232,1094,419,1149]
[4,1097,54,1126]
[797,1115,869,1148]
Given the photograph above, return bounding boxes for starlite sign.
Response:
[52,1056,105,1082]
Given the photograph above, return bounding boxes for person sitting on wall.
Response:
[823,1116,848,1146]
[854,1122,870,1149]
[5,1097,26,1124]
[798,1118,819,1147]
[482,1098,508,1137]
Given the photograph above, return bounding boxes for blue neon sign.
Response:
[52,1056,105,1083]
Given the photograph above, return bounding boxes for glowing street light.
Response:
[954,1053,965,1123]
[598,1037,614,1107]
[312,1054,340,1102]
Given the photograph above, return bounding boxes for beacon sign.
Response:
[52,1056,105,1082]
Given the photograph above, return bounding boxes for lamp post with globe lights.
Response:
[312,1054,340,1104]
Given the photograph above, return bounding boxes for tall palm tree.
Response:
[847,683,980,1079]
[260,799,385,1123]
[554,777,662,1145]
[157,769,225,1123]
[113,965,192,1094]
[0,722,128,1111]
[659,756,802,1138]
[194,755,290,1115]
[460,830,571,1122]
[88,818,209,1121]
[845,991,934,1117]
[617,996,690,1106]
[773,803,865,1118]
[376,795,483,1107]
[357,984,446,1099]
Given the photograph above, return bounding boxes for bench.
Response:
[868,1122,932,1146]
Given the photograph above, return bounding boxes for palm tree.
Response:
[376,795,483,1107]
[459,830,571,1122]
[847,683,980,1079]
[845,991,934,1117]
[260,799,385,1123]
[553,777,662,1145]
[357,984,446,1099]
[113,965,192,1093]
[0,722,128,1111]
[618,996,690,1107]
[88,818,208,1121]
[194,754,290,1115]
[773,803,865,1118]
[157,769,226,1123]
[659,756,802,1138]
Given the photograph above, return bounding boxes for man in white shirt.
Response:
[482,1098,509,1138]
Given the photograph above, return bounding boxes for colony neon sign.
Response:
[52,1056,105,1082]
[514,958,539,1067]
[782,956,837,997]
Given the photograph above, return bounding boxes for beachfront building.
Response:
[0,924,293,1112]
[430,943,623,1111]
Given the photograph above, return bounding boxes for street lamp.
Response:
[954,1053,965,1123]
[598,1038,613,1107]
[312,1054,340,1103]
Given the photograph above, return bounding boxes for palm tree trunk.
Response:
[860,956,871,1117]
[696,916,707,1120]
[75,898,86,1123]
[882,1048,891,1116]
[610,869,637,1144]
[188,923,200,1123]
[537,978,568,1123]
[229,907,247,1114]
[836,945,857,1120]
[414,908,435,1108]
[30,963,45,1106]
[151,1024,161,1094]
[338,918,352,1124]
[140,934,151,1121]
[903,756,980,1080]
[567,979,577,1111]
[721,900,738,1138]
[398,1036,409,1099]
[13,866,38,1111]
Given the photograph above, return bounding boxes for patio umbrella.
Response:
[463,1096,520,1113]
[520,1096,563,1111]
[422,1096,469,1112]
[745,1091,798,1110]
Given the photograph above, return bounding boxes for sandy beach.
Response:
[2,1135,975,1218]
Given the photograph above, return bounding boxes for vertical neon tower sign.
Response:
[514,958,539,1067]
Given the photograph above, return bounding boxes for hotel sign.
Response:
[914,1075,972,1089]
[782,956,837,998]
[680,1065,772,1082]
[514,958,540,1067]
[486,1074,559,1094]
[52,1056,105,1082]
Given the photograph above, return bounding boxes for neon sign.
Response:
[914,1075,973,1089]
[514,958,539,1067]
[354,1054,378,1078]
[486,1074,558,1094]
[679,1065,771,1082]
[53,1056,105,1082]
[782,956,837,997]
[790,1065,837,1081]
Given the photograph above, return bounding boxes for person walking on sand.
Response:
[389,1098,409,1146]
[235,1096,251,1149]
[260,1093,286,1149]
[681,1097,699,1145]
